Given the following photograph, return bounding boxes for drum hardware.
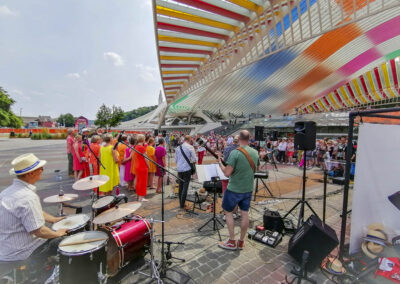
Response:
[119,140,184,278]
[132,218,164,284]
[43,191,79,217]
[158,240,185,264]
[198,177,224,241]
[72,175,110,191]
[92,202,142,225]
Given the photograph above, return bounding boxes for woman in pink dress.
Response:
[72,135,84,181]
[155,138,167,193]
[123,136,136,190]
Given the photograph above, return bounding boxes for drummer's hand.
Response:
[56,228,69,237]
[52,216,66,223]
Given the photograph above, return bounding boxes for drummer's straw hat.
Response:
[9,153,47,176]
[361,227,388,259]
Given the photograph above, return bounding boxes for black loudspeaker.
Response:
[294,121,316,150]
[154,129,159,136]
[255,126,264,141]
[263,210,284,234]
[162,130,167,137]
[270,131,278,141]
[288,215,338,271]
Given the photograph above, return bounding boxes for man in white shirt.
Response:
[0,154,68,268]
[277,138,288,163]
[175,136,197,210]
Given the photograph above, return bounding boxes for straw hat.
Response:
[9,153,47,176]
[322,258,346,275]
[361,226,388,259]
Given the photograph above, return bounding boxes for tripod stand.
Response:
[198,177,224,241]
[119,140,184,278]
[283,151,319,228]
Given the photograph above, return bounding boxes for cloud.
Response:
[103,52,125,67]
[135,64,158,82]
[0,5,17,16]
[67,72,81,79]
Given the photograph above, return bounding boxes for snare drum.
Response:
[92,196,116,215]
[52,214,90,234]
[58,231,108,284]
[99,215,151,276]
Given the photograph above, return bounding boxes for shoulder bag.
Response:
[180,145,196,175]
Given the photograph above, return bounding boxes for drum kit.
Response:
[42,175,162,284]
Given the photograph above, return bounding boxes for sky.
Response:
[0,0,162,119]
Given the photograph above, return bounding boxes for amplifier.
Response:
[263,210,284,234]
[288,215,338,271]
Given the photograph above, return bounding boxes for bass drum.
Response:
[99,215,151,276]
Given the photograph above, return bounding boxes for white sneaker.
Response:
[140,198,149,202]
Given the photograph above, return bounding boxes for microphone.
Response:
[113,133,123,150]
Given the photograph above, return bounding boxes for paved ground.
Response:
[1,138,358,284]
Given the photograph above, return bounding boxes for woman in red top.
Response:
[89,135,101,175]
[134,134,149,202]
[72,135,84,180]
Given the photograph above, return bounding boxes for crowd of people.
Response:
[66,128,168,201]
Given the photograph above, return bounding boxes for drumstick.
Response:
[59,238,108,247]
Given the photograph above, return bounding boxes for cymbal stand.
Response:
[134,218,164,284]
[55,170,66,216]
[119,141,184,278]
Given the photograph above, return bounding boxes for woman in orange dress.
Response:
[89,135,101,175]
[146,138,157,189]
[133,134,148,202]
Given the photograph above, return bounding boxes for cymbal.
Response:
[72,175,110,190]
[92,202,141,224]
[43,194,78,203]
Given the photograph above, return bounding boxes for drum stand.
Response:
[134,218,164,284]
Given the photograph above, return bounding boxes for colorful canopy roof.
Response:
[153,0,400,115]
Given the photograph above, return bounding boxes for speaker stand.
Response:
[283,153,319,228]
[285,251,316,284]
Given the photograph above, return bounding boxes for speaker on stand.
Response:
[283,121,319,228]
[255,126,264,141]
[154,129,159,136]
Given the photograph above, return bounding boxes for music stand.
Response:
[196,164,226,241]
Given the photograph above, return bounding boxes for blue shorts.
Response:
[222,189,252,212]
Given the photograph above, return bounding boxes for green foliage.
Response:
[57,113,75,127]
[122,105,157,122]
[0,87,23,128]
[95,104,124,130]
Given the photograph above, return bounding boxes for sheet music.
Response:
[196,164,228,182]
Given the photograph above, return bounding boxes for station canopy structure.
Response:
[152,0,400,117]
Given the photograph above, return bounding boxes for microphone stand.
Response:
[83,140,105,200]
[119,141,184,278]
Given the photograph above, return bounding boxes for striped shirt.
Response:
[0,179,46,261]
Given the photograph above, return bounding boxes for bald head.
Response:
[239,130,250,146]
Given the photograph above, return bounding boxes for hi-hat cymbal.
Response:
[44,194,78,203]
[92,202,141,224]
[72,175,110,190]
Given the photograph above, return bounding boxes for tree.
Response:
[56,113,75,127]
[0,87,23,128]
[122,105,157,121]
[95,104,124,130]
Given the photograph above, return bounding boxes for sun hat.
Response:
[361,226,388,259]
[322,257,346,275]
[9,153,47,176]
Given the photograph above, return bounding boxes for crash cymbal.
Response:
[92,202,142,224]
[43,194,78,203]
[72,175,110,190]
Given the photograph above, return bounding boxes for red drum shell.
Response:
[100,216,150,276]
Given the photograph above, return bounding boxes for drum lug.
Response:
[105,246,108,252]
[69,257,72,265]
[90,253,93,261]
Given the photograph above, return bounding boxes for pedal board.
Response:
[248,228,282,248]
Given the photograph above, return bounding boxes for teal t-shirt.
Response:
[226,146,259,193]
